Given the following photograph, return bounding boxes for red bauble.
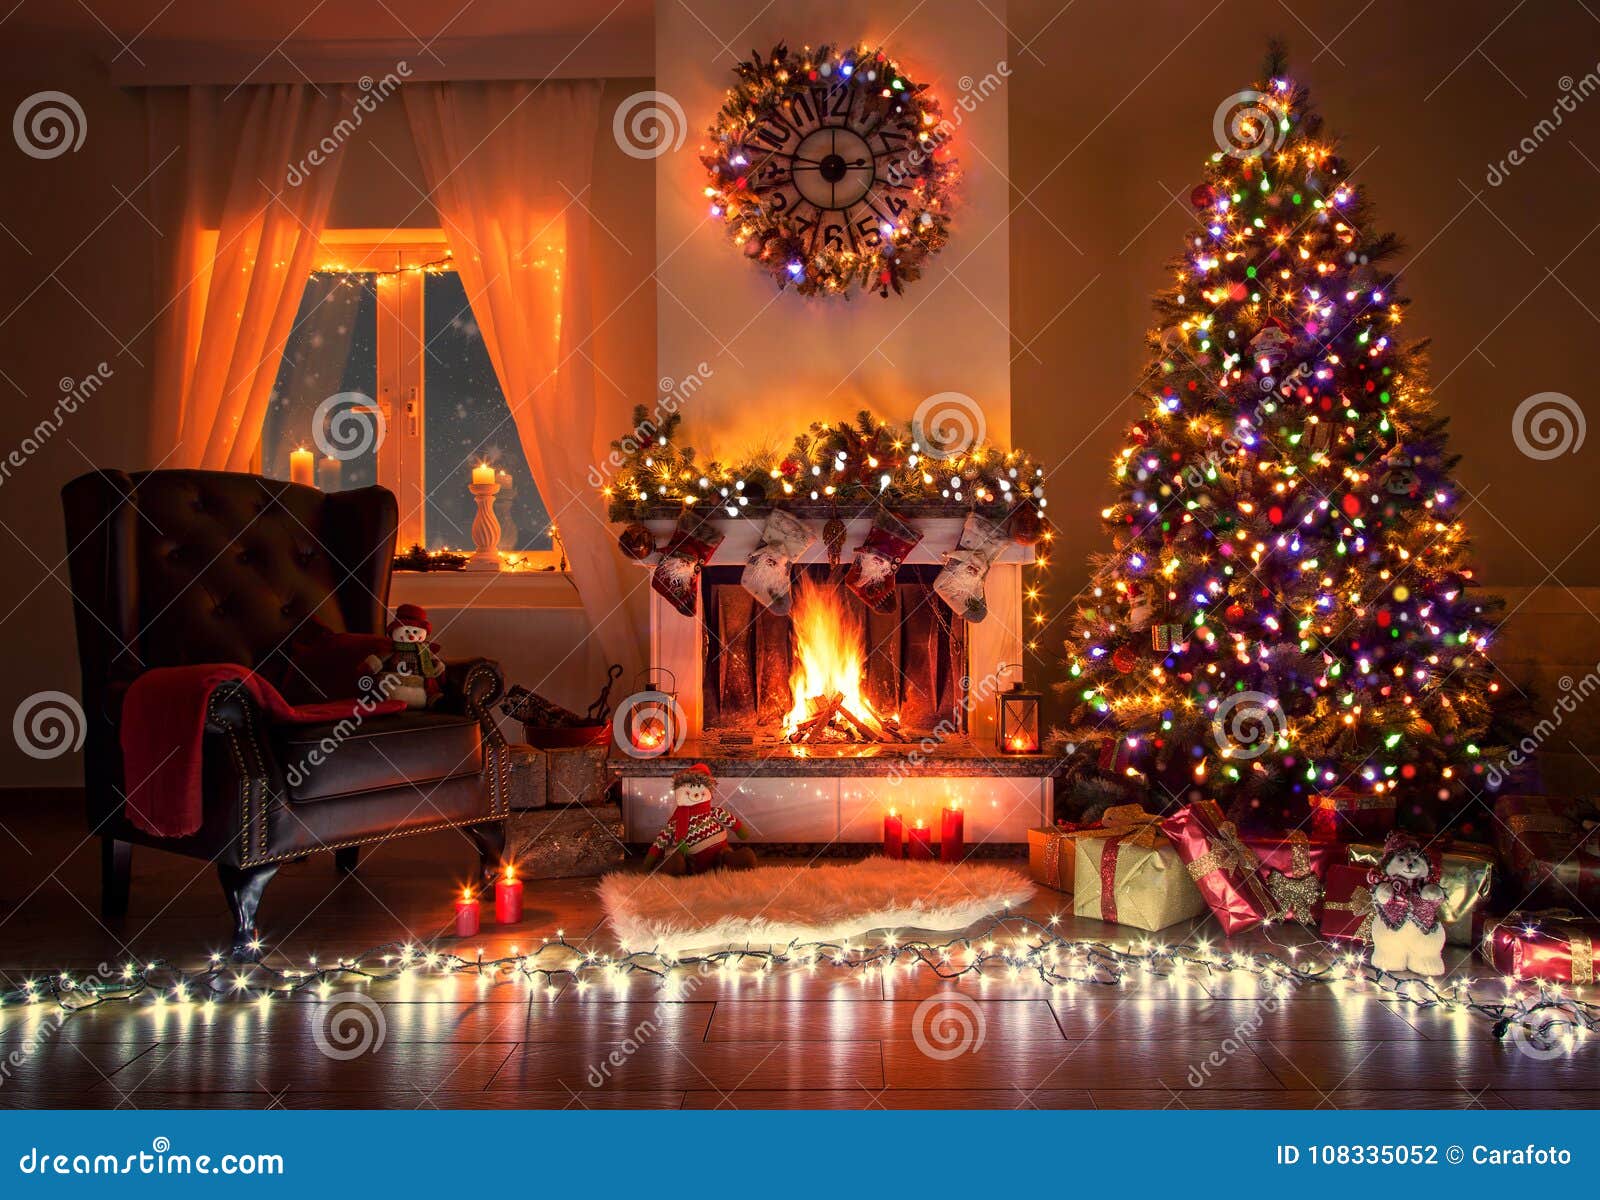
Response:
[1008,504,1044,546]
[1224,602,1245,623]
[1340,493,1362,516]
[618,523,656,560]
[1190,182,1217,210]
[1267,505,1285,524]
[1227,281,1248,302]
[1111,646,1139,674]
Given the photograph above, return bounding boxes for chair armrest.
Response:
[202,678,284,865]
[440,658,505,721]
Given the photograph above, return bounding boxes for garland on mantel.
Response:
[601,407,1049,523]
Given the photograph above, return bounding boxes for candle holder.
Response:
[467,479,502,571]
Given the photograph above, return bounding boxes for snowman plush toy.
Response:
[363,603,446,709]
[1367,831,1447,976]
[644,763,757,876]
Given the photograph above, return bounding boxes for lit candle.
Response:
[319,454,342,491]
[907,818,934,862]
[494,866,523,924]
[939,802,965,864]
[472,462,497,487]
[289,446,315,486]
[1008,732,1037,753]
[883,807,905,859]
[455,887,481,938]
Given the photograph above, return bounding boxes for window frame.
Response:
[264,229,564,570]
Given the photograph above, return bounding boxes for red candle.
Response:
[907,818,934,861]
[494,867,524,924]
[883,807,905,859]
[455,887,481,938]
[939,803,965,864]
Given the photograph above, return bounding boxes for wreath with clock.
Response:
[701,43,958,298]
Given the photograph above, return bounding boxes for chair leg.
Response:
[100,837,131,918]
[218,863,279,963]
[466,822,507,887]
[333,846,360,875]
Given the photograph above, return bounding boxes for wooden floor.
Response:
[0,795,1593,1110]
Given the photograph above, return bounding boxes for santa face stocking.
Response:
[934,512,1008,622]
[843,511,922,614]
[740,509,815,615]
[651,515,724,618]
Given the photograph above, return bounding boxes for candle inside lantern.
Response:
[319,454,342,491]
[494,866,523,924]
[455,887,481,938]
[939,802,965,863]
[1008,732,1037,753]
[883,807,905,859]
[907,818,934,861]
[289,446,315,486]
[472,461,497,487]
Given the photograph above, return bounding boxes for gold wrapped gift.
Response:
[1073,827,1207,933]
[1348,839,1493,946]
[1027,805,1166,893]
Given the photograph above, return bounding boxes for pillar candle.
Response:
[494,867,523,924]
[883,807,905,859]
[319,455,342,491]
[472,462,497,487]
[455,888,480,938]
[939,803,965,864]
[289,447,315,486]
[907,819,934,861]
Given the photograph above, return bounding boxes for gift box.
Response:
[1481,911,1600,984]
[1161,801,1281,935]
[1320,862,1377,942]
[1072,821,1206,933]
[1309,786,1397,840]
[1349,837,1493,946]
[1492,795,1600,909]
[1028,805,1166,894]
[1244,829,1338,924]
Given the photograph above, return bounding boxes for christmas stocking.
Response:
[740,509,814,615]
[843,511,922,614]
[651,515,724,618]
[934,513,1008,623]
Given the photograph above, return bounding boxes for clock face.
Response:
[741,81,918,256]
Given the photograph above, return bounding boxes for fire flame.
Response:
[781,578,890,739]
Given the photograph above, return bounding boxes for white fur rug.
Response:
[598,858,1035,953]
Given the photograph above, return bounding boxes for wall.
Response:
[0,32,655,783]
[653,0,1012,457]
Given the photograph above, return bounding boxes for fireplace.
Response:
[615,511,1054,844]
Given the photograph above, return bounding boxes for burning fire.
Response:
[781,578,894,742]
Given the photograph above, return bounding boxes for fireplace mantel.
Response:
[627,513,1037,568]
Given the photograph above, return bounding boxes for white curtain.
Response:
[404,80,644,672]
[145,84,350,470]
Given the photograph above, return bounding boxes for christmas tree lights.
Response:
[1055,48,1509,816]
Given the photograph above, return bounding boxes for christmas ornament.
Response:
[843,510,922,614]
[823,514,847,570]
[1007,502,1044,546]
[617,522,657,560]
[1190,182,1217,209]
[1152,622,1187,652]
[1110,645,1138,674]
[739,509,815,614]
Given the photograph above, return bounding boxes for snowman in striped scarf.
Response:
[644,763,757,876]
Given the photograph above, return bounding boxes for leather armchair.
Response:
[62,469,510,960]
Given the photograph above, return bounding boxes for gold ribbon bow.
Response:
[1325,884,1376,942]
[1265,870,1323,922]
[1185,820,1257,882]
[1508,814,1575,838]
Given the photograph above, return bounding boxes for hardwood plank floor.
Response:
[0,795,1593,1110]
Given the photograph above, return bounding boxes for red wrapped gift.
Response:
[1492,795,1600,909]
[1481,911,1600,984]
[1320,862,1378,942]
[1160,801,1281,935]
[1309,786,1397,840]
[1244,829,1338,923]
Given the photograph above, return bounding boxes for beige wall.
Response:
[654,0,1012,457]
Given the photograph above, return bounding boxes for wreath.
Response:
[700,43,958,298]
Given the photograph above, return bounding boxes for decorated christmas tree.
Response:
[1056,47,1508,822]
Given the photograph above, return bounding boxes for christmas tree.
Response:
[1056,47,1507,821]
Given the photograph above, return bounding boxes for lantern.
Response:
[996,669,1041,754]
[615,667,685,758]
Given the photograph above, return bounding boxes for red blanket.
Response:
[119,663,406,838]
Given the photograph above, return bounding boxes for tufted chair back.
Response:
[62,470,398,703]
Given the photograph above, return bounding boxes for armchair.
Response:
[62,469,510,960]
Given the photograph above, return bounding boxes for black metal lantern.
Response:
[996,667,1041,754]
[616,668,684,758]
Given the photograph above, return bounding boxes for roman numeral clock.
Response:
[702,43,958,298]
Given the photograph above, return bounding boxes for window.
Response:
[259,231,559,566]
